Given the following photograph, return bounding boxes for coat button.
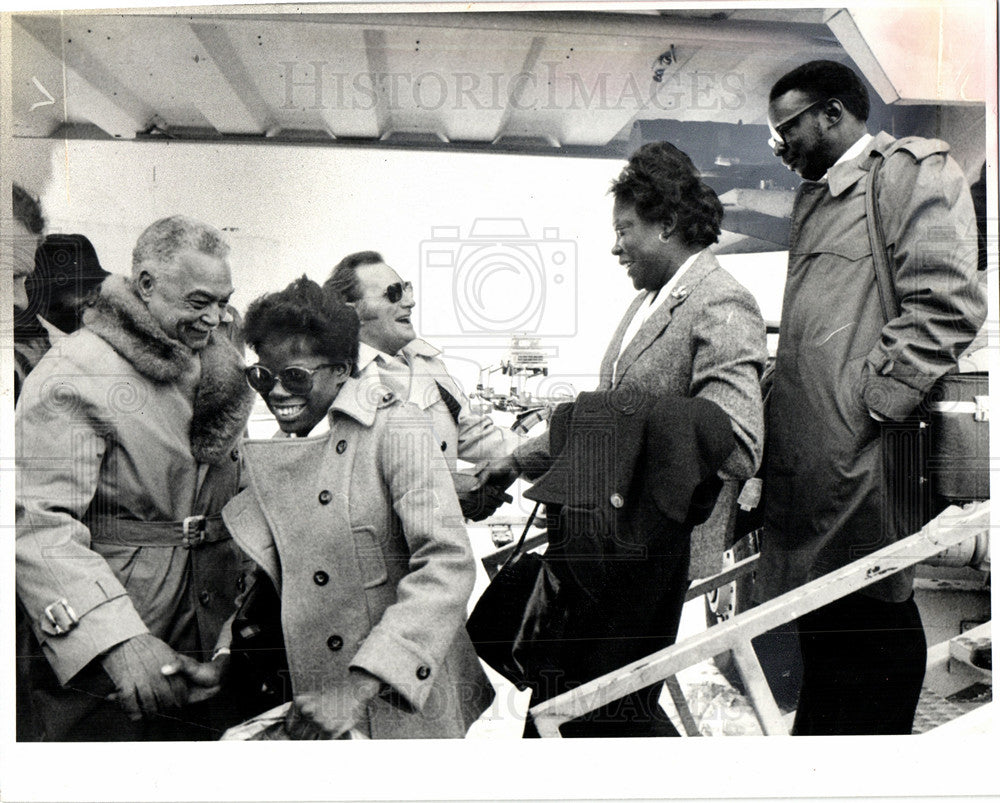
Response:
[440,441,447,451]
[609,493,624,509]
[230,447,240,461]
[327,635,344,651]
[416,665,431,680]
[336,440,347,454]
[313,571,329,586]
[198,590,212,606]
[318,490,332,505]
[236,574,246,594]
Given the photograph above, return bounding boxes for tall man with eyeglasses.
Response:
[756,60,985,734]
[324,251,522,520]
[16,216,255,740]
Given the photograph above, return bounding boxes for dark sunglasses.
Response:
[244,363,345,396]
[381,281,413,303]
[767,98,828,149]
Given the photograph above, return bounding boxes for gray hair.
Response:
[131,215,230,278]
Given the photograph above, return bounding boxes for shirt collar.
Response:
[825,132,874,196]
[400,338,440,359]
[357,338,440,370]
[833,132,874,169]
[650,249,702,305]
[356,342,387,372]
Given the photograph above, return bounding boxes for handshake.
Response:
[99,632,228,722]
[455,453,522,522]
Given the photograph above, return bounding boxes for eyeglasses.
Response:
[767,98,827,150]
[244,363,345,396]
[381,281,413,303]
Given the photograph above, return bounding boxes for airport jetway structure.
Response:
[8,6,990,254]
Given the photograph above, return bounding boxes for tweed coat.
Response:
[515,250,767,577]
[221,383,495,739]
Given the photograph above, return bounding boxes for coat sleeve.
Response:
[15,358,149,685]
[348,405,477,712]
[511,429,553,480]
[427,357,523,465]
[862,146,986,420]
[689,286,767,480]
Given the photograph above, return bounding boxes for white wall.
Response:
[16,137,787,396]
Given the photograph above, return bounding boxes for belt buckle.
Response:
[44,599,80,635]
[182,515,207,548]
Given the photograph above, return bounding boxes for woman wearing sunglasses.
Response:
[179,276,494,738]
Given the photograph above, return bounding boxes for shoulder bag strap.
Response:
[864,153,901,323]
[496,501,542,575]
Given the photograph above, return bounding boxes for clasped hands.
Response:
[100,632,228,722]
[111,634,380,739]
[455,454,521,521]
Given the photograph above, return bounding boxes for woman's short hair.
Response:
[610,142,723,248]
[243,276,360,369]
[769,60,870,122]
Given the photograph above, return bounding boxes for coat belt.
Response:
[86,513,230,549]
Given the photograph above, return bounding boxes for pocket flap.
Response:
[353,525,388,588]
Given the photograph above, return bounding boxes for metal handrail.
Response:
[529,501,991,737]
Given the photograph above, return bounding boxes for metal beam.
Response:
[15,16,147,139]
[530,501,989,736]
[189,21,274,134]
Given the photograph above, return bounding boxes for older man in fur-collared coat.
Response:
[16,216,254,741]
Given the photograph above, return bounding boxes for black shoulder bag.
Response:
[466,502,543,690]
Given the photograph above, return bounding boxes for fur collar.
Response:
[84,275,253,464]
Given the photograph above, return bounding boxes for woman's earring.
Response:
[658,231,671,243]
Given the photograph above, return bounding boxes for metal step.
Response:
[949,621,992,677]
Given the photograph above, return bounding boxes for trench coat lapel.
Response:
[222,487,283,589]
[611,252,718,388]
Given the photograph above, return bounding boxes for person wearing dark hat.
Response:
[15,234,110,403]
[26,233,110,335]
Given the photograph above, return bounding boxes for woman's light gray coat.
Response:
[222,384,494,738]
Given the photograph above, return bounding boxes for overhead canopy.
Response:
[13,7,987,145]
[10,5,990,252]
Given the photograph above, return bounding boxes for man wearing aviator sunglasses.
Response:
[325,251,522,521]
[756,60,985,736]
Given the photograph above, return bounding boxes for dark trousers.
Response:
[793,591,926,735]
[521,538,690,739]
